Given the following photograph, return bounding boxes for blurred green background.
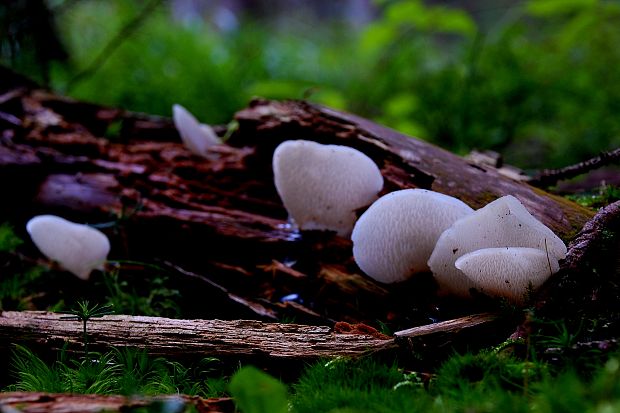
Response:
[3,0,620,169]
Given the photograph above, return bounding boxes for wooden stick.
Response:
[394,313,497,338]
[530,148,620,188]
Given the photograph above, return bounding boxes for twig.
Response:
[394,313,497,338]
[65,0,162,91]
[530,148,620,188]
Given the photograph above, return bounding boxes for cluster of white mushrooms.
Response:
[24,108,566,306]
[272,139,567,304]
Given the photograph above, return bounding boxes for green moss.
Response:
[0,222,23,253]
[530,186,595,241]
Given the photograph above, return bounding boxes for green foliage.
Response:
[41,0,355,124]
[61,300,115,357]
[8,345,66,393]
[0,222,23,252]
[0,266,46,311]
[10,344,620,412]
[292,358,426,413]
[531,356,620,413]
[229,366,289,413]
[6,345,224,398]
[101,266,181,318]
[567,185,620,209]
[433,351,546,396]
[62,351,121,394]
[6,0,620,168]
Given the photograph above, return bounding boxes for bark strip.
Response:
[394,313,497,338]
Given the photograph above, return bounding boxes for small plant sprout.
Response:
[428,195,567,297]
[351,189,473,283]
[61,301,114,358]
[172,104,221,157]
[454,247,560,304]
[272,140,383,237]
[26,215,111,280]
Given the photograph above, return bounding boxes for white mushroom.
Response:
[272,140,383,237]
[26,215,110,280]
[351,189,474,283]
[428,195,567,297]
[172,104,221,157]
[455,247,560,304]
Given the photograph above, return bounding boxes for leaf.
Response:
[360,22,399,55]
[525,0,597,17]
[385,0,477,37]
[229,366,288,413]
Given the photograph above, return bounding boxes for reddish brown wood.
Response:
[0,392,234,413]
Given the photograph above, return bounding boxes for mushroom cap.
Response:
[172,104,221,156]
[26,215,110,280]
[455,247,560,304]
[272,140,383,237]
[428,195,567,297]
[352,189,474,283]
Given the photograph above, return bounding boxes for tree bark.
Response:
[232,99,594,239]
[0,392,234,413]
[0,311,505,362]
[0,311,396,360]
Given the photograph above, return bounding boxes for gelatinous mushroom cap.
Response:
[455,247,560,304]
[26,215,110,280]
[352,189,473,283]
[172,104,221,157]
[428,195,567,297]
[273,140,383,237]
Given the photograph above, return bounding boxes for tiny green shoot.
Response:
[60,301,114,358]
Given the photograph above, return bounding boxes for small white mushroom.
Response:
[428,195,567,297]
[455,247,560,304]
[351,189,474,283]
[272,140,383,237]
[26,215,110,280]
[172,104,221,157]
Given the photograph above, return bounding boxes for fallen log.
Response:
[0,311,396,360]
[0,311,509,362]
[0,67,601,334]
[232,99,594,239]
[0,392,234,413]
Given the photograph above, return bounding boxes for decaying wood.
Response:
[533,200,620,307]
[394,313,497,338]
[0,311,506,361]
[0,311,396,359]
[232,100,594,239]
[0,67,605,344]
[0,392,233,413]
[560,200,620,273]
